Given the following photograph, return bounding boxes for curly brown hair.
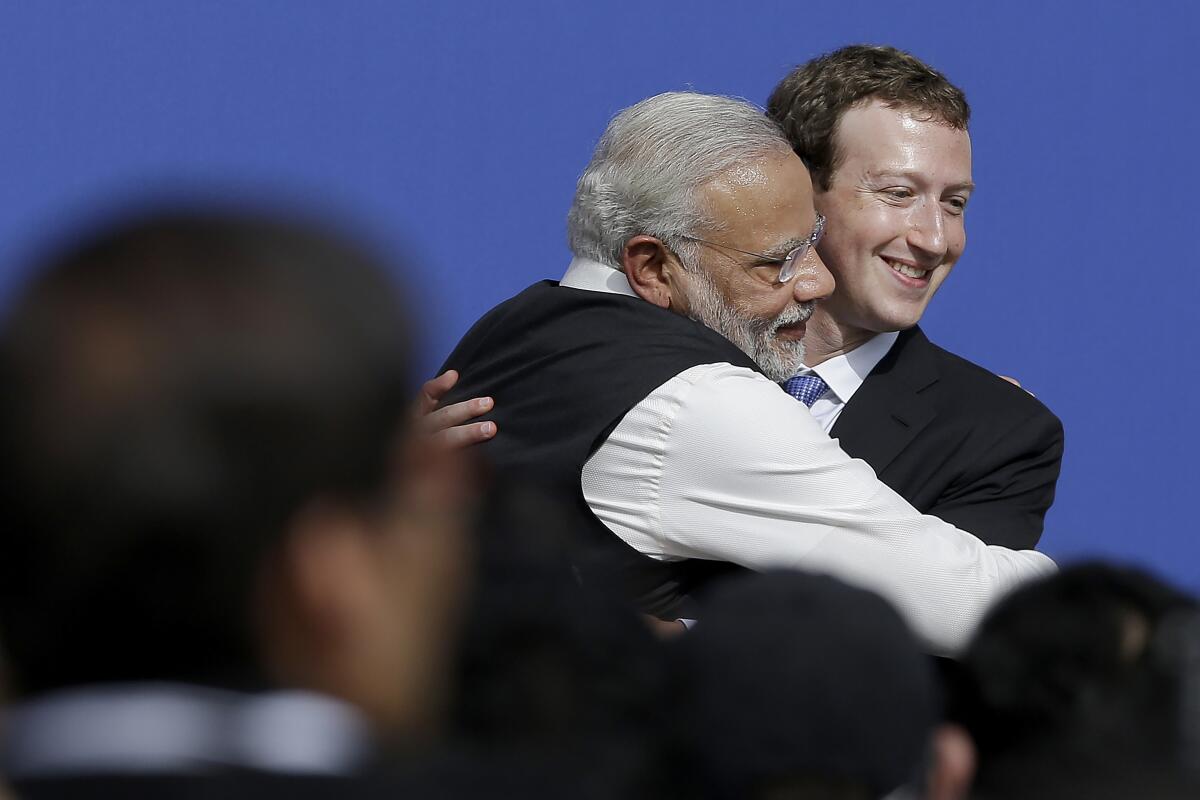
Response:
[767,45,970,191]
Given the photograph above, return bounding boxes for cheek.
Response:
[735,292,787,322]
[821,226,883,281]
[816,226,859,270]
[951,227,967,259]
[844,212,906,257]
[940,226,966,269]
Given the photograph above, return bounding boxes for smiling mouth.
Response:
[883,258,931,281]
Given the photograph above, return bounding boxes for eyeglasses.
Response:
[678,213,826,285]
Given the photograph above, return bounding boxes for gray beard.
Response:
[681,270,812,383]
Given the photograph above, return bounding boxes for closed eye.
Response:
[754,255,788,267]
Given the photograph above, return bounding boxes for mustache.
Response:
[766,301,815,334]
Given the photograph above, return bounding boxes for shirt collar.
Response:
[798,331,899,403]
[0,683,372,779]
[560,257,638,297]
[560,257,898,401]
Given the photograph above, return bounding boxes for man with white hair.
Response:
[439,92,1054,654]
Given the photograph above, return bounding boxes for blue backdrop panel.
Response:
[1,1,1196,588]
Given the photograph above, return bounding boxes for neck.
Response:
[802,307,879,366]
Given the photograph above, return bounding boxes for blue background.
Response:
[2,1,1196,589]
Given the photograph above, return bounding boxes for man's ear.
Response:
[622,235,677,309]
[271,502,377,653]
[255,499,378,699]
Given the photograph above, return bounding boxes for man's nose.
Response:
[907,198,948,261]
[791,250,835,303]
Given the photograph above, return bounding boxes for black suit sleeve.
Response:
[922,406,1064,551]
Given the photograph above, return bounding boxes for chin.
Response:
[866,305,929,334]
[754,342,806,383]
[879,317,922,333]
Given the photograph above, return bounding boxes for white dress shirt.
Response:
[0,683,371,779]
[792,330,898,432]
[562,258,1054,655]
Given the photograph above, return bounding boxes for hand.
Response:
[998,374,1037,397]
[414,370,497,449]
[643,615,688,638]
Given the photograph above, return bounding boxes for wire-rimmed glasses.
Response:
[678,213,826,285]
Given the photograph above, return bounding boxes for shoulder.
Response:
[653,363,833,457]
[504,284,761,371]
[902,328,1061,429]
[446,281,556,347]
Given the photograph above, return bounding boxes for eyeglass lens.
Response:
[778,215,825,283]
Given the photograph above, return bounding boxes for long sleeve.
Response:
[581,362,1055,655]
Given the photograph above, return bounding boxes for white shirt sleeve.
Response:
[581,362,1056,655]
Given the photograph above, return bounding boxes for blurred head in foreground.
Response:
[667,570,939,800]
[0,209,472,740]
[399,480,668,799]
[953,562,1200,798]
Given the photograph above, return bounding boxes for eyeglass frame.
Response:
[675,213,826,285]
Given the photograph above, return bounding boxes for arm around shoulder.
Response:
[651,365,1056,654]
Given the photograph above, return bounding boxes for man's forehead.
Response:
[832,101,972,178]
[702,153,810,205]
[702,149,807,187]
[714,161,774,190]
[845,96,966,129]
[837,100,969,141]
[699,153,817,247]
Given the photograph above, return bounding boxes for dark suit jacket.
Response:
[830,326,1063,551]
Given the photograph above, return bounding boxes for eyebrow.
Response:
[759,236,810,260]
[868,170,976,193]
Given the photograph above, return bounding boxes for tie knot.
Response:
[783,374,829,407]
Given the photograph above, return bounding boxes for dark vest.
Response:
[441,281,761,617]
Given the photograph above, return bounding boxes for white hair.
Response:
[566,92,793,269]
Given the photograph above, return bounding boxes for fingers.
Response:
[420,396,493,433]
[417,370,460,415]
[643,615,688,639]
[413,372,497,449]
[432,420,497,450]
[998,374,1036,397]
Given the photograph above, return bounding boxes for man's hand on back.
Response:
[414,369,497,449]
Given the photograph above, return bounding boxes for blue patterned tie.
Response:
[783,374,829,407]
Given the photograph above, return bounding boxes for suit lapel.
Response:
[829,326,940,476]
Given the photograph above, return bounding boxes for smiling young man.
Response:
[439,91,1054,655]
[767,46,1064,550]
